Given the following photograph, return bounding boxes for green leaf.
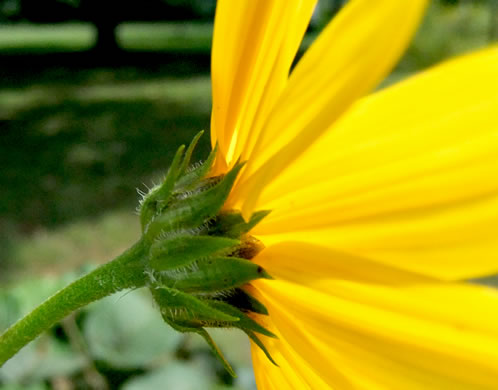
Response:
[83,290,181,368]
[155,144,186,202]
[211,210,271,238]
[190,328,254,371]
[151,289,237,378]
[153,286,239,325]
[149,235,239,271]
[193,328,236,378]
[159,257,270,293]
[0,384,49,390]
[0,336,85,384]
[0,292,20,334]
[140,144,185,231]
[0,273,79,332]
[175,144,218,191]
[122,361,212,390]
[245,331,278,367]
[145,162,245,240]
[205,301,276,339]
[0,271,89,384]
[178,130,204,178]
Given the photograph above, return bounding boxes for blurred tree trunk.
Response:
[93,19,120,52]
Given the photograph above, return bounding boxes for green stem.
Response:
[0,240,149,367]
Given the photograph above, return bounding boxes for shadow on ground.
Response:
[0,49,212,235]
[0,50,211,88]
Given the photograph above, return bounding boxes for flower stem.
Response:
[0,239,149,367]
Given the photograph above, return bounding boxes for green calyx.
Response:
[138,131,275,376]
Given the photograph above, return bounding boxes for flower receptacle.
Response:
[137,132,275,376]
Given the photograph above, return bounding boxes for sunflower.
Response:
[2,1,498,387]
[209,0,498,388]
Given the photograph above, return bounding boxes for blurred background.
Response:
[0,0,497,389]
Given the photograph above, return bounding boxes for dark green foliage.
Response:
[222,288,269,316]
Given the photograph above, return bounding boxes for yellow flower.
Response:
[210,0,498,388]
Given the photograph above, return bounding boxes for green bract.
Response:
[138,132,275,376]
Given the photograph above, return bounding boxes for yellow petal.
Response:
[252,339,325,390]
[248,292,353,389]
[253,47,498,280]
[252,334,351,390]
[210,0,317,172]
[254,241,434,286]
[253,279,498,389]
[232,0,429,217]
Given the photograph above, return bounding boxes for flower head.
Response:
[209,0,498,388]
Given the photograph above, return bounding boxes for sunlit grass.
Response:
[4,211,140,282]
[0,22,215,53]
[0,23,94,52]
[119,22,213,52]
[0,76,210,117]
[0,74,212,237]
